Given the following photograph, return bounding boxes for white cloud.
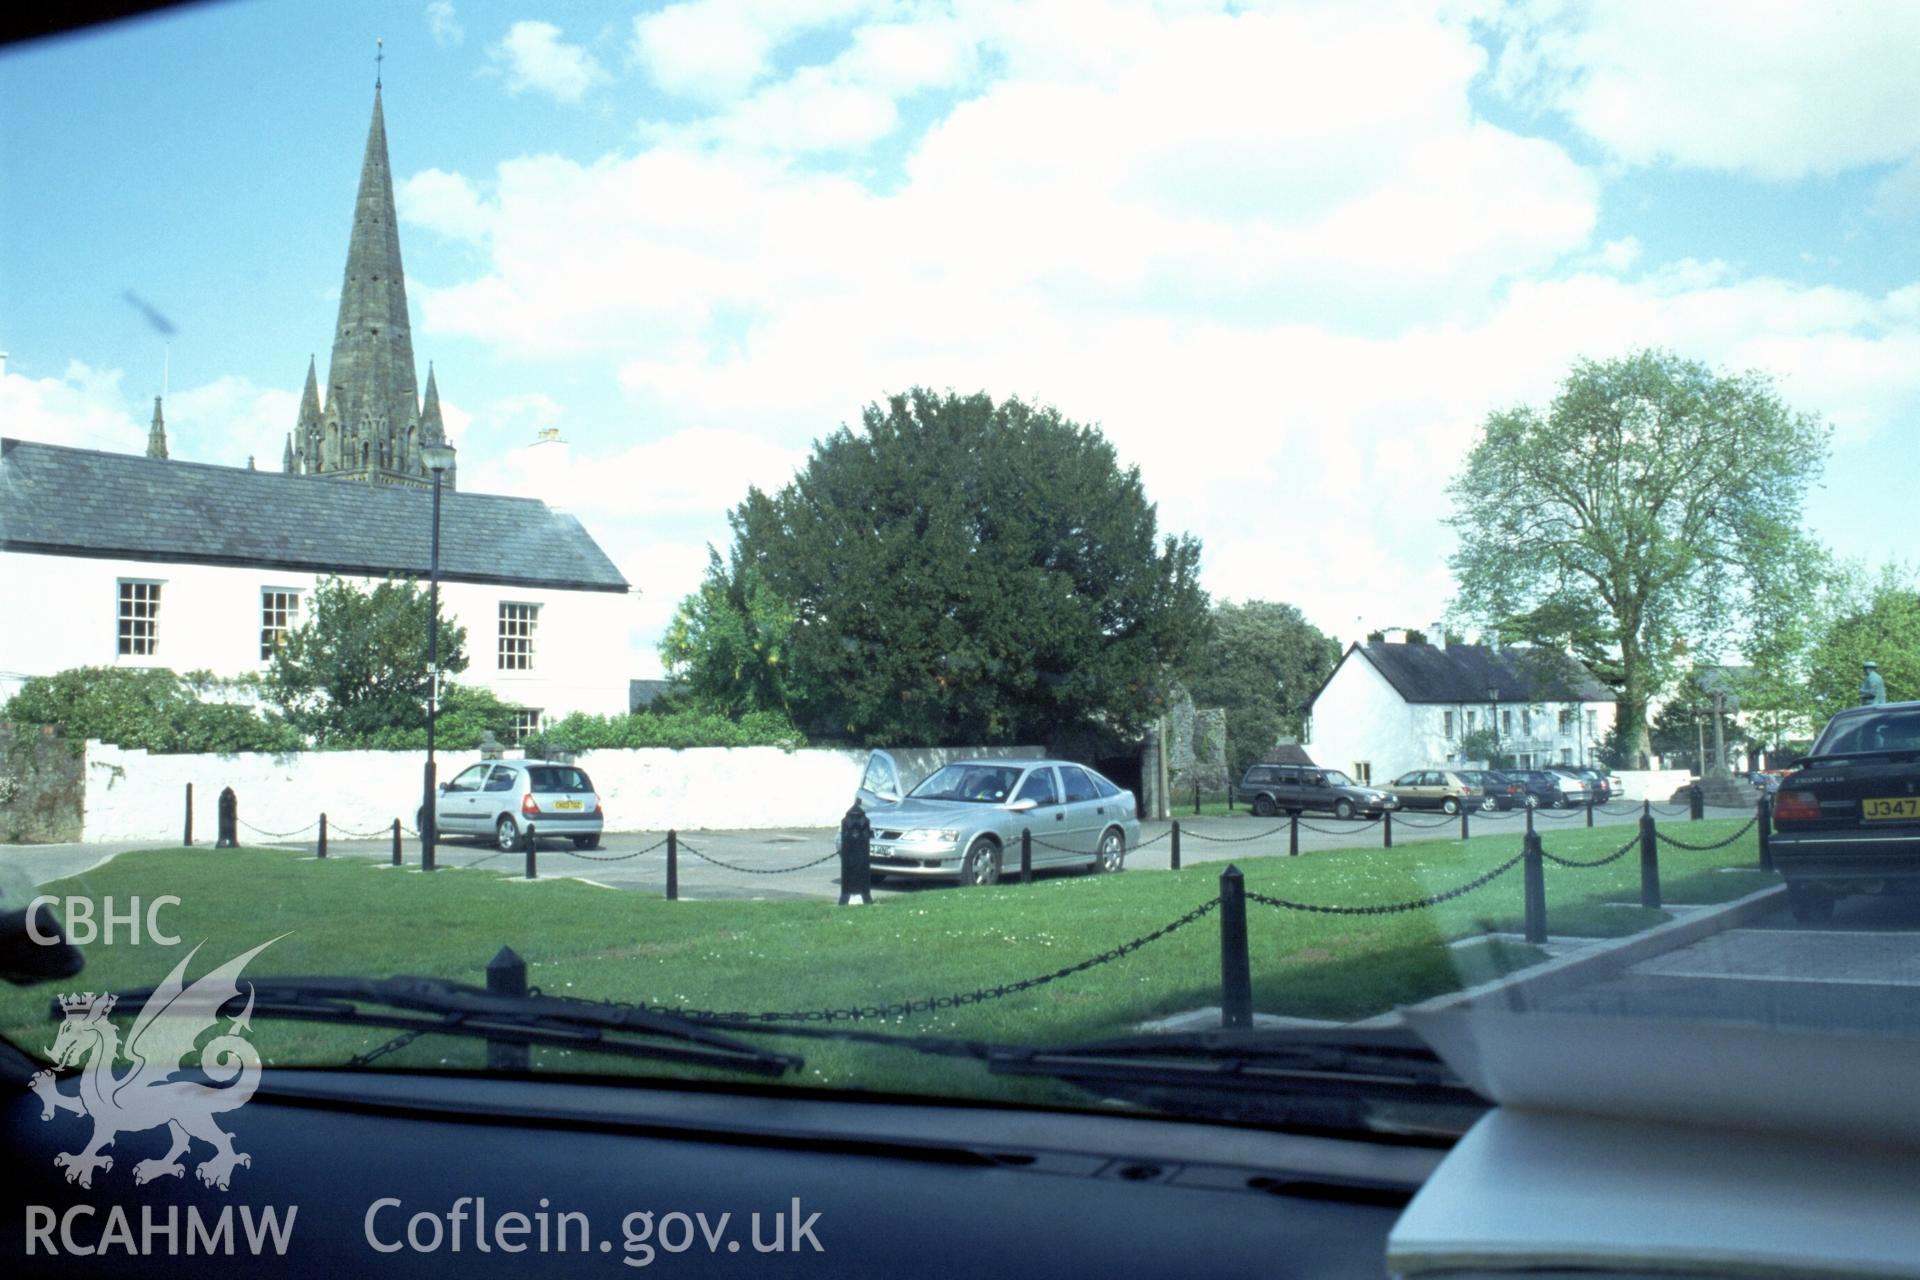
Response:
[425,1,464,48]
[629,0,880,103]
[398,168,492,244]
[1489,0,1920,179]
[0,361,145,453]
[488,21,609,104]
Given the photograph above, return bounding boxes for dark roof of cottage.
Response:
[1334,641,1616,706]
[0,438,628,593]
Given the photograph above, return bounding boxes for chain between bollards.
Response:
[1218,865,1252,1029]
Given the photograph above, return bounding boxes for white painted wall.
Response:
[78,741,1046,842]
[0,549,633,720]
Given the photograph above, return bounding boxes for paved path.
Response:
[4,803,1752,902]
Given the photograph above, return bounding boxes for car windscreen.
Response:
[1813,708,1920,756]
[908,763,1023,803]
[526,766,593,793]
[1323,771,1355,787]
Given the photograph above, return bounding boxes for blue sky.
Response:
[5,0,1918,675]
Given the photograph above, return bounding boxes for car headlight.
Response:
[901,828,960,844]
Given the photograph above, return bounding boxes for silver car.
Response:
[429,759,604,852]
[855,751,1141,885]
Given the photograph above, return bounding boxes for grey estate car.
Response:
[427,759,604,852]
[855,750,1141,885]
[1237,764,1398,819]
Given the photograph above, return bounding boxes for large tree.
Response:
[668,388,1208,745]
[1806,569,1920,719]
[1179,600,1340,777]
[265,576,470,745]
[1447,350,1828,766]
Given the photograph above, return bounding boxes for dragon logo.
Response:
[29,938,280,1191]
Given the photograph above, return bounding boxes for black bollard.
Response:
[1757,794,1774,873]
[391,819,402,866]
[183,782,194,847]
[1383,809,1393,849]
[525,830,538,880]
[485,946,531,1072]
[1522,830,1547,944]
[1218,865,1252,1030]
[1460,805,1470,841]
[666,829,679,901]
[1193,781,1201,816]
[1289,813,1299,857]
[1689,782,1704,821]
[1170,820,1182,871]
[216,786,238,848]
[837,807,872,906]
[1020,829,1033,884]
[317,813,328,859]
[1639,804,1661,910]
[1586,796,1595,828]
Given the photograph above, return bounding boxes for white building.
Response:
[1305,637,1618,785]
[0,437,635,735]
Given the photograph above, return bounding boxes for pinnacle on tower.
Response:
[146,396,168,460]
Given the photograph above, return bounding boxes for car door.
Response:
[1010,766,1067,861]
[479,765,519,832]
[1389,771,1429,808]
[1056,765,1107,860]
[857,749,902,811]
[436,764,490,834]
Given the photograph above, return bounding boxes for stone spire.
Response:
[419,362,456,490]
[146,396,168,459]
[294,355,322,474]
[305,83,431,487]
[282,433,296,473]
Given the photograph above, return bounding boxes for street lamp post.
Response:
[1488,686,1501,766]
[420,444,457,872]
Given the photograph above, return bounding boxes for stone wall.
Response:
[0,723,84,843]
[1163,692,1229,794]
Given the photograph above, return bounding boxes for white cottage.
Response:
[1304,638,1617,785]
[0,437,635,733]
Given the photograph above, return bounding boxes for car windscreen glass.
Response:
[1813,709,1920,756]
[1323,771,1355,787]
[527,767,593,793]
[909,764,1023,802]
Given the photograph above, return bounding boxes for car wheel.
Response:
[1551,794,1567,809]
[496,815,527,853]
[1252,795,1276,817]
[960,838,1001,887]
[1481,797,1497,812]
[572,834,600,850]
[1094,829,1126,874]
[1442,797,1460,816]
[1334,799,1354,820]
[1787,883,1836,925]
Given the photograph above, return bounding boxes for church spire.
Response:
[420,361,456,490]
[146,396,168,460]
[313,79,424,486]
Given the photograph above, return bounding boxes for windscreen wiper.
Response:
[987,1025,1488,1133]
[65,975,803,1078]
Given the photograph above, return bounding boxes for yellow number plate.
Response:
[1863,796,1919,821]
[554,800,583,811]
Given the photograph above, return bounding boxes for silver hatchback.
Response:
[854,750,1141,885]
[430,760,604,851]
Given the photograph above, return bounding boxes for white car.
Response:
[427,760,604,852]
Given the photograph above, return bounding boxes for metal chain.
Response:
[1178,824,1292,843]
[1134,827,1172,847]
[329,821,401,838]
[1529,806,1588,821]
[1296,816,1383,835]
[1474,808,1522,820]
[584,898,1222,1024]
[1246,852,1526,916]
[678,842,842,875]
[1388,812,1460,829]
[563,835,671,863]
[1540,833,1639,868]
[1654,815,1758,852]
[238,817,319,838]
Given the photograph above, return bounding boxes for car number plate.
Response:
[555,800,583,810]
[1863,796,1919,821]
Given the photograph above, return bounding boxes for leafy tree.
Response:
[670,388,1208,745]
[1447,350,1829,767]
[265,576,468,745]
[1179,600,1340,776]
[2,668,300,754]
[1807,569,1920,719]
[1457,727,1508,769]
[523,707,805,755]
[355,683,521,751]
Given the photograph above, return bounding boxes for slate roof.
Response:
[0,438,628,593]
[1342,641,1616,706]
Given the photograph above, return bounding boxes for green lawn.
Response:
[3,817,1773,1102]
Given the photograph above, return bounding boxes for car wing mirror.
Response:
[1007,798,1038,813]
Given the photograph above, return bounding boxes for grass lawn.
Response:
[2,817,1773,1101]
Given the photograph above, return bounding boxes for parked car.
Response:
[1237,764,1398,820]
[1386,769,1482,815]
[856,751,1140,885]
[1502,768,1587,809]
[1768,700,1920,923]
[1455,768,1525,811]
[427,759,604,851]
[1548,764,1612,804]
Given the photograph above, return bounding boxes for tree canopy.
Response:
[1447,350,1828,766]
[1807,571,1920,719]
[1179,600,1340,776]
[665,388,1208,745]
[1,668,300,755]
[264,576,472,745]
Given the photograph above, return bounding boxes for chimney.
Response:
[1383,627,1408,645]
